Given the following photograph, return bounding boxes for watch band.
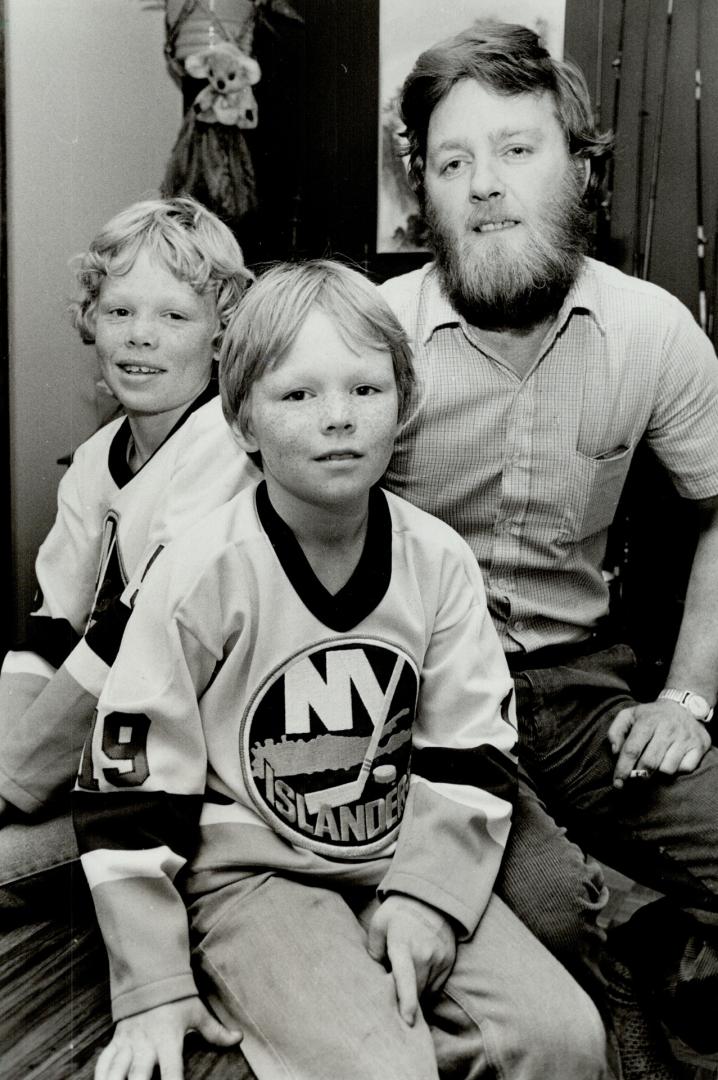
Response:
[658,688,714,723]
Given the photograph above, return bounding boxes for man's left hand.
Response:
[609,699,711,788]
[367,894,456,1026]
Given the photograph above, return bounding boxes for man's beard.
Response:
[426,168,591,331]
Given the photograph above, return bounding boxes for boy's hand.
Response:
[94,997,241,1080]
[367,894,456,1027]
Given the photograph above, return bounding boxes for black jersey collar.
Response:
[255,481,392,631]
[108,375,218,488]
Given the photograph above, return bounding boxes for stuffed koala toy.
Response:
[185,41,261,128]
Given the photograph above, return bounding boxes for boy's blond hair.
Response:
[70,196,254,345]
[219,260,415,445]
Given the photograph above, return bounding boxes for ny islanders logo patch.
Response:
[243,639,419,856]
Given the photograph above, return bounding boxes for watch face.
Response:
[684,694,711,719]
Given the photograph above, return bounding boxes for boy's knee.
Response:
[513,983,608,1080]
[345,1010,438,1080]
[355,1032,438,1080]
[245,1019,439,1080]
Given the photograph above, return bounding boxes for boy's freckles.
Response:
[238,308,400,514]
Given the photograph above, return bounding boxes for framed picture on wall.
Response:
[377,0,567,253]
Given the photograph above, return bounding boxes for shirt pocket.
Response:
[570,444,634,541]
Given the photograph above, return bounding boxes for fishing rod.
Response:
[597,0,627,261]
[632,0,651,277]
[695,0,708,332]
[594,0,605,127]
[709,206,718,345]
[641,0,674,281]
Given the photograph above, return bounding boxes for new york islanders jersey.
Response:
[74,482,518,1022]
[0,384,259,812]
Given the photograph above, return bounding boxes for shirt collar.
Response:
[418,264,462,345]
[555,258,607,336]
[418,256,606,347]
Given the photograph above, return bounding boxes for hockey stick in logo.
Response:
[303,654,404,815]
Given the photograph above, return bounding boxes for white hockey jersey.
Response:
[0,383,259,812]
[74,481,518,1022]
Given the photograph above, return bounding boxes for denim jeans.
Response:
[512,643,718,1006]
[495,769,609,1002]
[189,874,607,1080]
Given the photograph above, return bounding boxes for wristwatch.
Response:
[658,688,714,723]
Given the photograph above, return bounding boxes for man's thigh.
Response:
[516,645,718,922]
[571,748,718,924]
[494,770,608,995]
[189,874,438,1080]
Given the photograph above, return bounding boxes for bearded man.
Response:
[380,21,718,1079]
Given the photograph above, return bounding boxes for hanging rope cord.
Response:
[164,0,257,83]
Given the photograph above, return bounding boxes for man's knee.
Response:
[537,989,604,1075]
[499,840,608,960]
[529,853,607,958]
[498,778,609,963]
[351,1023,438,1080]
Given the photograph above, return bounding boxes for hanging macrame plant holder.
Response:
[161,0,259,231]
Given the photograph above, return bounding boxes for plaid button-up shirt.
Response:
[381,258,718,654]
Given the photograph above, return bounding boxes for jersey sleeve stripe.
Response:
[0,650,56,679]
[88,873,197,1022]
[203,786,235,805]
[410,775,513,847]
[80,845,186,889]
[411,743,517,804]
[379,784,508,936]
[23,615,80,668]
[64,638,110,697]
[199,800,272,828]
[84,598,132,666]
[73,791,204,861]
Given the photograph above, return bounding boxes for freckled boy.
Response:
[74,260,607,1080]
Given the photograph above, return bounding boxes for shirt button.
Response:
[514,620,525,631]
[497,578,511,591]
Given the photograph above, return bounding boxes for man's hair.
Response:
[219,259,415,448]
[400,21,613,208]
[70,196,254,344]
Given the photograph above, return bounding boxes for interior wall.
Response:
[6,0,179,637]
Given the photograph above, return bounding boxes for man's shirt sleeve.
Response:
[648,297,718,501]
